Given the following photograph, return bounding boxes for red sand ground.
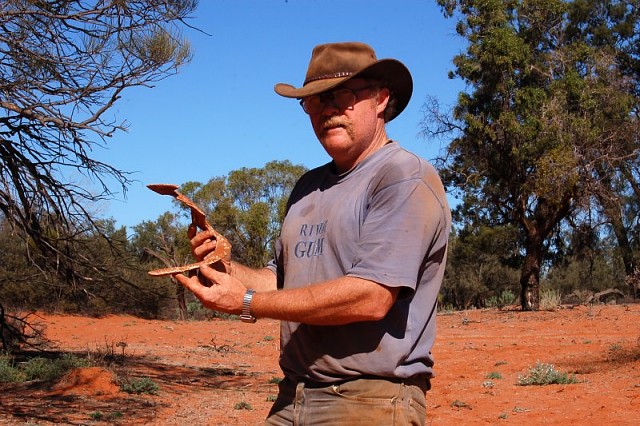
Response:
[1,304,639,425]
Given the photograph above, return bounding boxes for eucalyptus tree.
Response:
[565,0,640,297]
[428,0,638,309]
[0,1,196,305]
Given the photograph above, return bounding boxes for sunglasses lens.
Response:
[301,96,322,114]
[332,89,356,110]
[300,87,367,114]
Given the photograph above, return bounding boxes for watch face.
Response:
[240,314,256,323]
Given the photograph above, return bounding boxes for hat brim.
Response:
[274,59,412,122]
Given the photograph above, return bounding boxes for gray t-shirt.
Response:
[266,141,451,383]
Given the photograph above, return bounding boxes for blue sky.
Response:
[96,0,466,231]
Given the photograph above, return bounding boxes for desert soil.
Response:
[1,304,639,425]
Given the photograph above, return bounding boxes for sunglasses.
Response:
[299,86,374,115]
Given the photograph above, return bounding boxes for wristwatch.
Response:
[240,289,257,323]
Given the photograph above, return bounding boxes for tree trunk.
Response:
[520,235,544,311]
[609,212,638,298]
[173,278,187,320]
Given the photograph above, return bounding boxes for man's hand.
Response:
[174,264,245,314]
[188,225,232,273]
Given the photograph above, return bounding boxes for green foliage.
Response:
[0,353,88,383]
[0,218,175,318]
[431,0,640,310]
[120,376,159,395]
[23,353,89,382]
[442,225,521,309]
[234,401,253,410]
[0,355,24,383]
[517,362,579,386]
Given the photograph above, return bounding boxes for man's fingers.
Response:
[189,229,218,259]
[198,263,225,283]
[173,272,200,293]
[174,264,223,292]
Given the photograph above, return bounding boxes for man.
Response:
[175,42,451,425]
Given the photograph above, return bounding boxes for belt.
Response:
[301,374,430,392]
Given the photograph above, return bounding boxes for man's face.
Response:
[304,78,388,172]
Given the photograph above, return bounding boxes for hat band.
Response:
[304,71,354,85]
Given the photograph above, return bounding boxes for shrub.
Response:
[120,376,159,395]
[485,371,503,380]
[497,289,517,308]
[0,355,24,383]
[1,353,89,383]
[22,353,89,382]
[234,401,253,410]
[517,362,578,386]
[539,288,562,311]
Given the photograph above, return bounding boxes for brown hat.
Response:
[274,42,413,122]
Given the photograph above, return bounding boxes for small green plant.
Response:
[108,412,124,421]
[120,376,159,395]
[497,289,516,308]
[263,335,275,342]
[517,362,578,386]
[485,371,503,380]
[234,401,253,410]
[90,411,104,421]
[266,395,277,402]
[268,377,282,384]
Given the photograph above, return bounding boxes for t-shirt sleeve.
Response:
[347,177,447,294]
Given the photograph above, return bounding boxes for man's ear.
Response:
[376,87,390,115]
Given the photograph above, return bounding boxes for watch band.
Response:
[240,289,256,323]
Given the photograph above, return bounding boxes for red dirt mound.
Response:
[49,366,119,397]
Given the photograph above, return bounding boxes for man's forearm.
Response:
[230,261,277,292]
[250,276,399,325]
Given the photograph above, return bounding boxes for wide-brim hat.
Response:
[274,42,413,122]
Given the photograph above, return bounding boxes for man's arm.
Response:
[230,261,277,292]
[251,276,399,325]
[180,226,399,325]
[175,265,399,326]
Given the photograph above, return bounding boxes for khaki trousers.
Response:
[265,376,428,425]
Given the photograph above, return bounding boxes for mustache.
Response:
[322,116,350,130]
